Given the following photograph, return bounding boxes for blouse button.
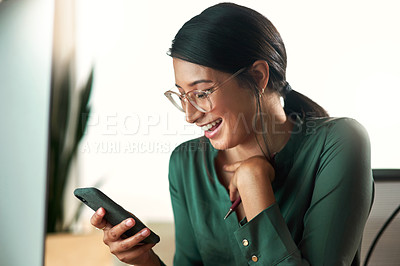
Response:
[242,239,249,246]
[252,255,258,262]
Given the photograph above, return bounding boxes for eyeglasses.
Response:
[164,68,246,113]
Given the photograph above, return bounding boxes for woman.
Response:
[91,3,374,265]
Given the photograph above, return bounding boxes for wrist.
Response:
[134,249,161,266]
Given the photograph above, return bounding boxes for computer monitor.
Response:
[0,0,54,265]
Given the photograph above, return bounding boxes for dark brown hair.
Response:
[169,2,328,118]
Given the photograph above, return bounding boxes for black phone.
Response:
[74,187,160,244]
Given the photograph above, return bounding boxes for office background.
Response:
[0,0,399,265]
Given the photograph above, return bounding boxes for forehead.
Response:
[173,58,218,86]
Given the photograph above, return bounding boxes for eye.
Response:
[192,90,208,99]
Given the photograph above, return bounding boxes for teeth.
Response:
[201,119,222,131]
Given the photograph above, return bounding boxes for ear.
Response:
[250,60,269,94]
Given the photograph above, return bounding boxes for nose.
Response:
[185,102,203,123]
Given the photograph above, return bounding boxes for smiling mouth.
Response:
[201,118,223,131]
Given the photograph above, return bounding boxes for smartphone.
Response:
[74,187,160,244]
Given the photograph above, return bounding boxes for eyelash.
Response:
[179,87,214,95]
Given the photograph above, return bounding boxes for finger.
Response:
[91,207,107,229]
[105,218,136,243]
[114,243,155,264]
[223,161,242,172]
[229,184,239,202]
[115,228,152,252]
[102,222,113,231]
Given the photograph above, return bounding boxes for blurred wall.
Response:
[74,0,400,225]
[0,0,54,265]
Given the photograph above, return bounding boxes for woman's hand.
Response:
[90,207,160,266]
[223,155,276,220]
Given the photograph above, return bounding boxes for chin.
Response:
[208,134,240,151]
[208,139,230,150]
[208,129,254,151]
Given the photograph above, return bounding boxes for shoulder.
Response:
[170,136,210,161]
[168,136,213,173]
[304,117,371,172]
[168,137,215,190]
[294,117,371,170]
[304,117,370,145]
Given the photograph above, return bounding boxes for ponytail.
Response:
[283,84,328,118]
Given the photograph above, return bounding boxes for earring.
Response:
[259,87,265,97]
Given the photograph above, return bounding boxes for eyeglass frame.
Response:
[164,67,247,113]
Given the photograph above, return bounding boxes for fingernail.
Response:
[125,219,134,227]
[141,228,150,237]
[97,208,103,215]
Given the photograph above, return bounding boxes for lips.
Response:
[203,119,223,139]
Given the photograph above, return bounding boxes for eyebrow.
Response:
[175,79,214,89]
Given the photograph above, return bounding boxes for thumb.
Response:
[229,183,239,202]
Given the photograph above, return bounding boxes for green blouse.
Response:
[167,116,374,265]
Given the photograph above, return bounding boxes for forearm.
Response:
[237,173,276,221]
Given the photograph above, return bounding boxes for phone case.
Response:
[74,187,160,244]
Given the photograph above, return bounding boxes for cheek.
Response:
[223,112,254,137]
[213,88,255,115]
[219,98,257,133]
[210,88,257,145]
[215,105,256,140]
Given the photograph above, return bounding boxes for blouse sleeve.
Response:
[168,148,204,266]
[233,119,374,265]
